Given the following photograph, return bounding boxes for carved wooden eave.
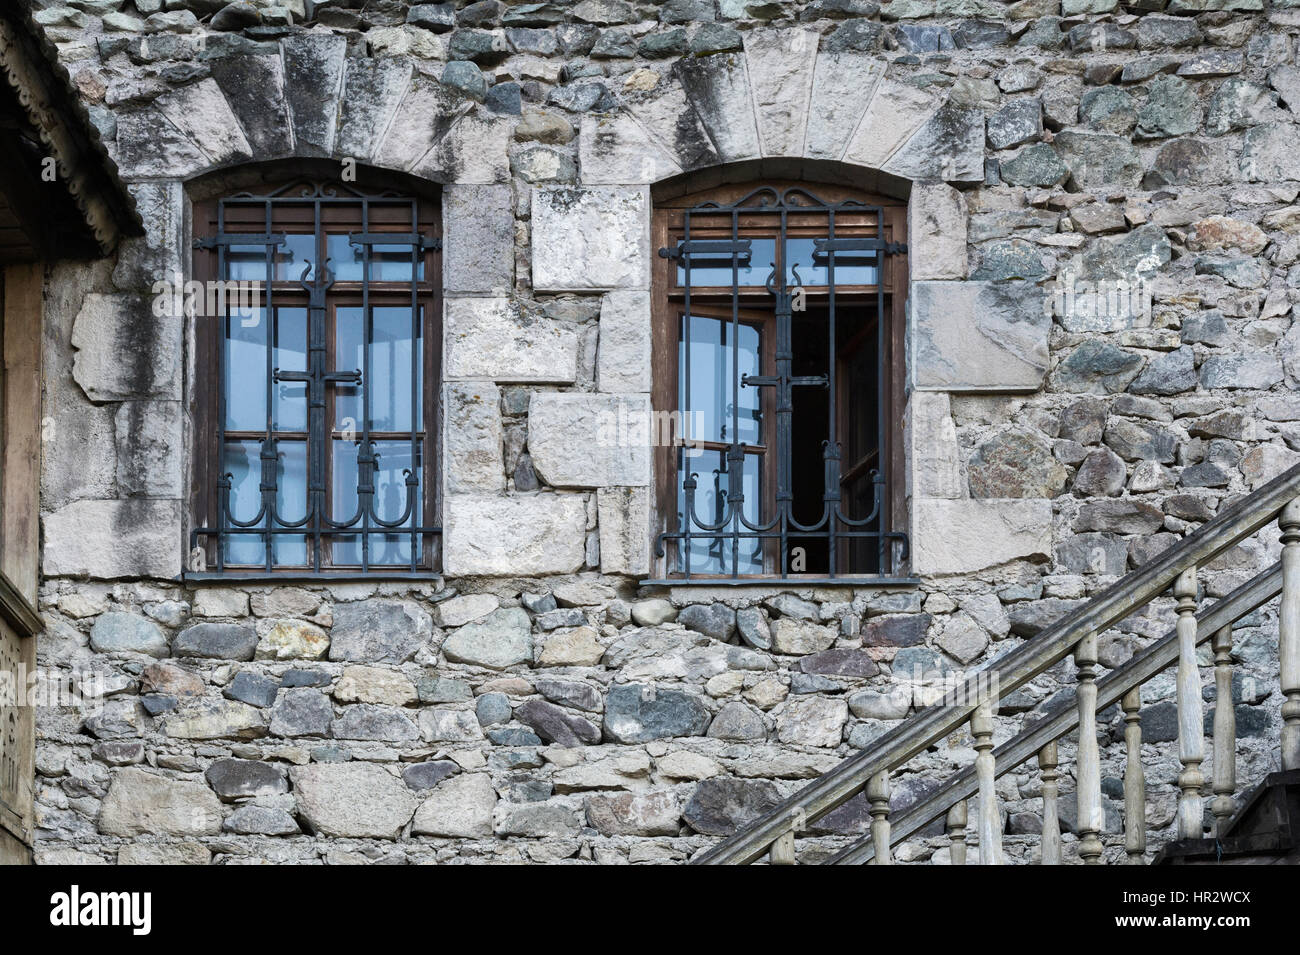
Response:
[0,6,142,260]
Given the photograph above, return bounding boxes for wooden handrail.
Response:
[693,461,1300,865]
[828,564,1283,864]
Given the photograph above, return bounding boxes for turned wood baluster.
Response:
[972,699,1002,865]
[1039,742,1061,865]
[1122,686,1146,864]
[946,801,968,865]
[868,771,892,865]
[1211,626,1237,836]
[1075,632,1104,864]
[1281,499,1300,772]
[1174,566,1206,840]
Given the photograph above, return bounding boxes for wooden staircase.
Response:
[693,464,1300,865]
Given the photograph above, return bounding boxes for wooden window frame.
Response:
[650,179,909,582]
[190,184,442,578]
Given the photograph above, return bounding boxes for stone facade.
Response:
[26,0,1300,864]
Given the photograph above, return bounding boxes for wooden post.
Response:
[1075,631,1104,864]
[1211,626,1237,835]
[947,801,967,865]
[769,830,795,865]
[867,771,891,865]
[1281,499,1300,772]
[1122,686,1146,864]
[1039,742,1061,866]
[1175,566,1206,840]
[972,699,1002,865]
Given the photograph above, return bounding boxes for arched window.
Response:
[651,181,908,582]
[190,179,440,576]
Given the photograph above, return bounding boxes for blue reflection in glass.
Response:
[225,234,315,282]
[331,439,420,566]
[785,238,878,286]
[676,238,775,287]
[335,307,420,433]
[325,235,424,282]
[679,315,761,446]
[677,447,762,575]
[221,439,308,566]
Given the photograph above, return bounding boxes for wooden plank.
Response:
[828,564,1284,864]
[693,464,1300,864]
[2,263,42,604]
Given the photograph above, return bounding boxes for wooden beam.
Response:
[2,263,42,606]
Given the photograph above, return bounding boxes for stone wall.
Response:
[27,0,1300,863]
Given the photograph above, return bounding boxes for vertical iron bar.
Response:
[263,197,275,572]
[875,207,886,574]
[826,205,838,578]
[361,198,372,572]
[681,209,693,579]
[215,200,228,574]
[409,197,419,571]
[730,205,740,579]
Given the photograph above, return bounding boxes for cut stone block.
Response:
[596,290,651,393]
[444,381,504,493]
[911,499,1052,575]
[532,187,649,291]
[911,281,1050,392]
[445,297,579,383]
[444,493,588,575]
[528,393,652,488]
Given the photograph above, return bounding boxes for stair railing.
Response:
[693,462,1300,865]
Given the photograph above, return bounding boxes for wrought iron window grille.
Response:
[189,181,441,578]
[649,185,911,584]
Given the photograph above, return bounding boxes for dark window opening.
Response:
[651,183,908,582]
[190,180,441,577]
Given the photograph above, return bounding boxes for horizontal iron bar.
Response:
[691,461,1300,864]
[828,563,1284,865]
[194,233,287,249]
[812,238,907,255]
[658,239,753,260]
[348,232,438,250]
[639,577,920,588]
[183,572,441,584]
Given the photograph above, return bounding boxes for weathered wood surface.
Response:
[1175,567,1205,841]
[1281,500,1300,773]
[827,565,1282,865]
[972,701,1001,865]
[696,463,1300,865]
[1211,626,1236,836]
[1038,743,1060,866]
[1122,686,1145,864]
[1075,632,1103,864]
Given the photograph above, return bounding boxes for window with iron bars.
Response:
[649,182,910,583]
[190,180,441,578]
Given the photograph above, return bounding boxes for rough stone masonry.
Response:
[26,0,1300,863]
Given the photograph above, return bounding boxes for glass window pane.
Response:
[371,243,424,281]
[226,244,266,283]
[785,237,878,286]
[676,447,763,575]
[222,439,264,566]
[679,314,761,447]
[676,237,775,287]
[274,308,307,432]
[224,309,267,432]
[277,234,316,282]
[274,440,309,566]
[325,233,363,282]
[335,306,419,434]
[326,234,424,282]
[331,439,420,566]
